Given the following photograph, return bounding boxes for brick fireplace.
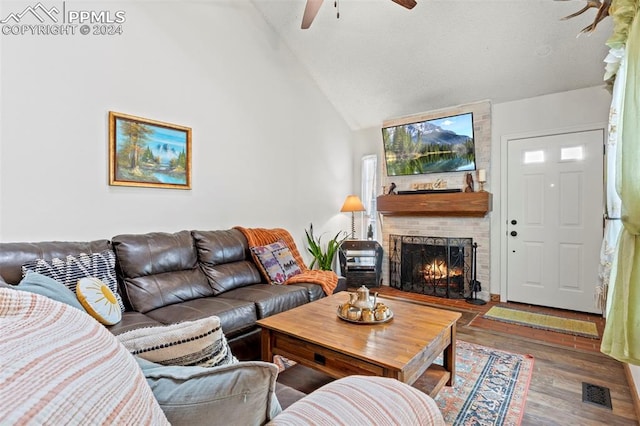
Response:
[377,101,492,301]
[378,197,490,300]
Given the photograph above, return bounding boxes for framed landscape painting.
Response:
[109,111,192,189]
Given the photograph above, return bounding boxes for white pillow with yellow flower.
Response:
[76,277,122,325]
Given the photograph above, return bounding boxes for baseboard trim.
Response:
[623,363,640,421]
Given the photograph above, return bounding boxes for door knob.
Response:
[510,231,518,237]
[511,219,517,225]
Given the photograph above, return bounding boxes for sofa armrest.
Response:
[135,357,282,426]
[268,375,444,426]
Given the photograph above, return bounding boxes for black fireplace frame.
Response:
[389,234,473,299]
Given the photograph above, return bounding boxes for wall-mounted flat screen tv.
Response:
[382,112,476,176]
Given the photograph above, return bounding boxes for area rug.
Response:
[276,340,533,426]
[427,341,534,426]
[274,354,298,372]
[483,305,599,338]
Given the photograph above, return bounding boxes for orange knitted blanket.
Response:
[235,226,338,296]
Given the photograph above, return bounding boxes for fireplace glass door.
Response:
[389,235,473,299]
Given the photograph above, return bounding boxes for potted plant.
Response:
[304,223,347,271]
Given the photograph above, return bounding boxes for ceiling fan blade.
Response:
[391,0,417,9]
[301,0,324,29]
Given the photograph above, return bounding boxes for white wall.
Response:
[0,1,354,254]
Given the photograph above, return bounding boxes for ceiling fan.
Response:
[301,0,417,29]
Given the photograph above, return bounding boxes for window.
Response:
[560,145,584,161]
[361,155,377,240]
[524,150,545,164]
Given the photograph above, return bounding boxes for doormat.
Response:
[482,305,599,338]
[419,341,533,426]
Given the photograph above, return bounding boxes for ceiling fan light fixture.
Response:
[301,0,416,29]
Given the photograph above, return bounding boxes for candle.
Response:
[478,169,486,182]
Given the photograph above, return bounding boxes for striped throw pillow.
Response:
[0,288,168,425]
[116,316,238,368]
[22,249,125,312]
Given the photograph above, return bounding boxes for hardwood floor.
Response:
[373,287,638,425]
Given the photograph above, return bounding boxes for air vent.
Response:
[582,382,612,409]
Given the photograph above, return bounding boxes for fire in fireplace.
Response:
[389,235,473,299]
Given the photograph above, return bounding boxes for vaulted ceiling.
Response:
[251,0,613,130]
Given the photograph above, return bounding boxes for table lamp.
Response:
[340,195,366,239]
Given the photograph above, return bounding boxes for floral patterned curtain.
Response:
[601,0,640,364]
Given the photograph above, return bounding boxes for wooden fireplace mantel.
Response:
[376,191,492,217]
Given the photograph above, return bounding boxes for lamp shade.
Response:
[340,195,365,213]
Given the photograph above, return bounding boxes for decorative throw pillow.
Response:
[22,249,125,312]
[116,316,238,368]
[250,240,302,284]
[76,277,122,325]
[135,357,282,425]
[16,271,87,313]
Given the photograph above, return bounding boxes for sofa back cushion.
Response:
[0,240,111,285]
[112,230,212,313]
[191,229,263,295]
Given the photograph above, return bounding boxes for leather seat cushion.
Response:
[286,283,325,302]
[222,284,309,319]
[108,311,164,336]
[287,276,347,302]
[143,297,257,338]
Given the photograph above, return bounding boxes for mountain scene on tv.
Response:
[382,113,476,175]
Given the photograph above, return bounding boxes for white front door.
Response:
[506,129,604,313]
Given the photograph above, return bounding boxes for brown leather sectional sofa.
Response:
[0,228,346,361]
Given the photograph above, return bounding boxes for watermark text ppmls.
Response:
[1,2,126,36]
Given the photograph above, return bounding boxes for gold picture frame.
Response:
[109,111,192,189]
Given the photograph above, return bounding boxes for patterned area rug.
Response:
[483,305,599,338]
[276,340,533,426]
[427,341,534,426]
[274,354,298,372]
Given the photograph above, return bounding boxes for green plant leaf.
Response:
[304,223,347,271]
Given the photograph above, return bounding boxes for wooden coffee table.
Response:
[257,291,461,396]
